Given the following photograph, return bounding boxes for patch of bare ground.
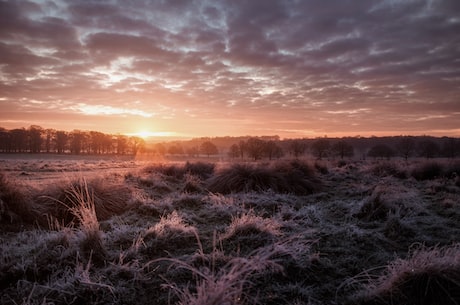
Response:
[0,158,459,304]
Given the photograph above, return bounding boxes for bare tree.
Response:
[311,138,330,160]
[332,140,354,159]
[289,139,307,158]
[397,136,415,161]
[55,130,68,154]
[228,143,240,159]
[200,141,218,157]
[368,144,395,160]
[245,138,266,160]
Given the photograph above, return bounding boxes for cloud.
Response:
[0,0,459,137]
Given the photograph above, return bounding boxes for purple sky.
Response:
[1,0,459,139]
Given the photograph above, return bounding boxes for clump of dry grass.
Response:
[355,183,422,222]
[207,160,321,195]
[0,172,34,226]
[54,178,107,263]
[158,242,284,305]
[351,243,460,305]
[369,161,408,179]
[411,161,444,180]
[182,173,204,193]
[140,210,199,257]
[219,210,282,255]
[142,162,215,180]
[35,176,132,227]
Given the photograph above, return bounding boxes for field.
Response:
[1,154,460,305]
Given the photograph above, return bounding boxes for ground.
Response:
[1,154,459,305]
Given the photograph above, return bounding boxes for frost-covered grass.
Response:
[1,157,460,304]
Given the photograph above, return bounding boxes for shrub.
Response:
[352,244,460,305]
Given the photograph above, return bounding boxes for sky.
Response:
[1,0,459,139]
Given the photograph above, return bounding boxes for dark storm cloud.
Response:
[1,0,459,136]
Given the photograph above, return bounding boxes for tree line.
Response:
[0,125,146,155]
[1,125,459,160]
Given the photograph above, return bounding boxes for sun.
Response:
[136,130,155,139]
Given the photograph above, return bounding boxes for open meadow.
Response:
[1,155,460,305]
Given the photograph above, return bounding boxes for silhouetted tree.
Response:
[418,139,440,159]
[55,130,68,154]
[70,130,85,154]
[245,138,266,160]
[155,143,166,156]
[289,139,307,158]
[368,144,395,160]
[441,137,459,159]
[186,146,199,157]
[332,140,354,159]
[168,144,184,156]
[228,144,240,159]
[116,135,128,155]
[130,136,145,155]
[396,136,415,161]
[44,128,54,153]
[10,128,28,152]
[264,140,284,160]
[311,138,330,160]
[200,141,218,157]
[238,140,246,159]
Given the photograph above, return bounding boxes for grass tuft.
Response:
[351,243,460,305]
[35,177,132,226]
[207,161,321,195]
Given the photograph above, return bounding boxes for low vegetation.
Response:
[1,157,459,304]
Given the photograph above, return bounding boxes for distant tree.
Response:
[44,128,55,153]
[155,143,167,156]
[311,138,330,160]
[441,137,459,159]
[9,128,27,152]
[418,139,440,159]
[28,125,43,153]
[69,130,85,154]
[332,140,354,159]
[238,140,246,159]
[368,144,395,160]
[228,143,240,159]
[0,128,9,152]
[55,130,68,154]
[168,144,184,156]
[264,140,284,160]
[289,139,307,158]
[130,136,145,155]
[116,135,128,155]
[200,141,218,157]
[396,137,415,161]
[245,138,266,160]
[186,146,199,157]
